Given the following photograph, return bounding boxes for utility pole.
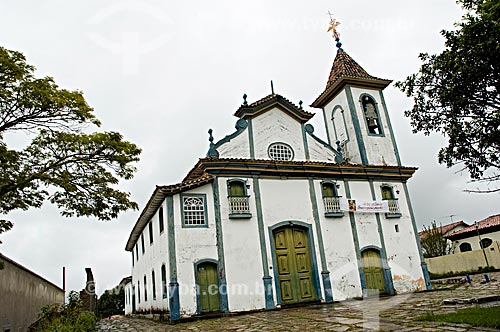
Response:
[475,221,490,268]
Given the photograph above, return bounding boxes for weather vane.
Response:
[327,11,341,40]
[327,11,343,50]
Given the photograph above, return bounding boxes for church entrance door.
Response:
[196,262,221,313]
[361,249,387,295]
[273,226,316,304]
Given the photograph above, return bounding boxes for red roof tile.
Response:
[445,214,500,239]
[418,220,468,239]
[311,49,391,108]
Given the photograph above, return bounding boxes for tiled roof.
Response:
[234,93,314,123]
[125,173,214,251]
[418,220,468,239]
[326,50,381,87]
[311,49,391,108]
[445,214,500,239]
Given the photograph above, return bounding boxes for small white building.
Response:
[123,40,431,319]
[446,214,500,253]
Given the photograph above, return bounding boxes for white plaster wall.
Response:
[452,230,500,253]
[216,128,251,159]
[124,282,132,315]
[174,184,218,316]
[313,179,363,300]
[218,177,266,311]
[349,181,382,251]
[324,91,361,164]
[351,87,398,166]
[258,179,325,301]
[131,200,170,313]
[306,133,338,162]
[252,108,306,161]
[372,180,426,292]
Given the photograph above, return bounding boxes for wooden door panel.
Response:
[197,263,220,313]
[274,227,316,304]
[299,277,313,299]
[362,250,386,295]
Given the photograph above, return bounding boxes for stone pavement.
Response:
[98,272,500,331]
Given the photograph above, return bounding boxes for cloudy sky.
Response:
[1,0,498,296]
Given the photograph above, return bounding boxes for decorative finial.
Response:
[208,129,214,143]
[271,80,275,94]
[207,129,219,159]
[299,100,303,109]
[242,93,248,106]
[327,11,342,50]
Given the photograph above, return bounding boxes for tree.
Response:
[396,0,500,193]
[420,221,451,258]
[97,288,125,318]
[0,46,141,240]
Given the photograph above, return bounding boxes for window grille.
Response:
[268,143,294,161]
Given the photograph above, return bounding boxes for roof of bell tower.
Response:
[311,49,392,108]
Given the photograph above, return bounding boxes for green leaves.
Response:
[0,46,141,233]
[395,0,500,192]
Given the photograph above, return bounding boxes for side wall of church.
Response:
[130,200,170,313]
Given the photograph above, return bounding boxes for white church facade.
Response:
[123,38,431,319]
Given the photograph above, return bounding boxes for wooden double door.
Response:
[196,262,221,313]
[274,226,316,304]
[362,249,387,295]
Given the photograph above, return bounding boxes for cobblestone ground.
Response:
[98,272,500,331]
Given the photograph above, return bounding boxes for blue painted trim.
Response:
[368,181,395,295]
[358,93,386,137]
[213,119,248,150]
[268,221,322,304]
[345,87,368,165]
[403,182,432,290]
[226,178,250,196]
[305,130,341,157]
[321,107,332,146]
[166,195,180,320]
[193,259,222,314]
[307,178,332,302]
[301,124,311,161]
[252,178,274,309]
[379,91,402,166]
[343,180,366,294]
[180,193,209,228]
[212,178,229,311]
[247,119,255,159]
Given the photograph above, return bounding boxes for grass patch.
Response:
[418,306,500,329]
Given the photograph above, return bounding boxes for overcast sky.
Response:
[1,0,498,296]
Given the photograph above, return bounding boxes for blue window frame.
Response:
[181,194,208,228]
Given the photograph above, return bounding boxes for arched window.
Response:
[268,142,294,161]
[460,242,472,252]
[228,180,246,197]
[381,185,395,200]
[480,238,493,249]
[321,181,343,217]
[381,185,401,218]
[227,179,251,218]
[161,264,167,299]
[151,270,156,300]
[137,281,140,304]
[362,95,382,135]
[143,275,148,302]
[159,207,164,233]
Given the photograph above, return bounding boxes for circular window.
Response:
[268,143,294,161]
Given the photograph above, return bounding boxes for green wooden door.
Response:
[274,227,316,304]
[362,249,386,296]
[197,262,220,313]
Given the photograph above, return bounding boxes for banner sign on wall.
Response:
[339,199,389,213]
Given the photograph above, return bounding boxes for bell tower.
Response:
[311,18,401,166]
